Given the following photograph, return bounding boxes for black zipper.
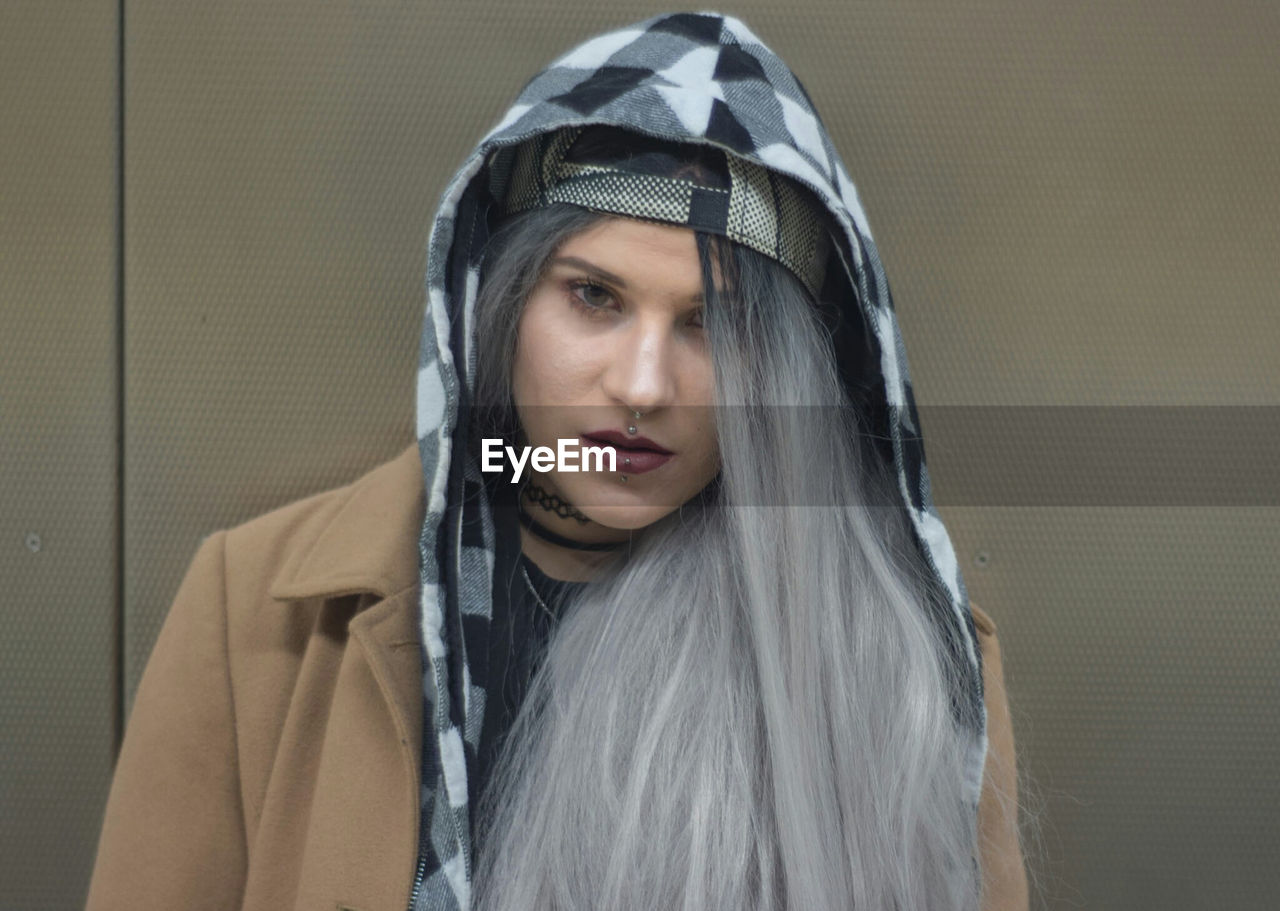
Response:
[406,695,433,910]
[406,845,427,911]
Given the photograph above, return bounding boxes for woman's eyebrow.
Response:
[549,255,703,303]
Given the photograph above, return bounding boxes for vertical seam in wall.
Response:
[113,0,127,757]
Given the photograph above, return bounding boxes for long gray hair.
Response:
[469,201,983,910]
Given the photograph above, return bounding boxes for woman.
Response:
[87,11,1028,911]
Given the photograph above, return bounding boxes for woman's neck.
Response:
[518,524,624,582]
[515,499,635,582]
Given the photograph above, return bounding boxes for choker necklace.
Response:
[522,481,593,524]
[517,508,627,552]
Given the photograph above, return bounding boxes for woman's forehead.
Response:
[553,217,726,298]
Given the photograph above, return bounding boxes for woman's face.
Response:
[511,215,721,532]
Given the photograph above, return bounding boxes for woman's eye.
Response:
[687,309,705,329]
[567,280,616,314]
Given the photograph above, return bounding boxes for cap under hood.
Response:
[410,11,985,909]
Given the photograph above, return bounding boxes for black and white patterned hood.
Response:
[410,11,986,909]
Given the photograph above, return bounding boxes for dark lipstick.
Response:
[581,430,674,474]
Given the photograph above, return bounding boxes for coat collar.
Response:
[267,442,424,604]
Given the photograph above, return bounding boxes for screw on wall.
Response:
[25,532,42,553]
[973,549,990,569]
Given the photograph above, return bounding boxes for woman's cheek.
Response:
[513,344,603,429]
[548,335,610,391]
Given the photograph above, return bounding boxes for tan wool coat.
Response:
[85,441,1030,911]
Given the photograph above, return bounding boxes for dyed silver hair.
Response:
[469,202,988,910]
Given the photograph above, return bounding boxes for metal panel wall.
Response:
[1,3,120,909]
[4,2,1278,908]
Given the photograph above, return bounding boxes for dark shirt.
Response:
[474,487,587,803]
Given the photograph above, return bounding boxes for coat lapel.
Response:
[267,442,424,605]
[266,441,427,751]
[262,442,429,910]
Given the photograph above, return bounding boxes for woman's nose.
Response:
[600,320,678,413]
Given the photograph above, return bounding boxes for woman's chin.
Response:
[555,476,675,530]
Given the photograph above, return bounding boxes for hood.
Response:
[410,12,985,909]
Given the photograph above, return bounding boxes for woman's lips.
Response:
[580,436,674,474]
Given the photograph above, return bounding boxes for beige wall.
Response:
[2,3,120,908]
[3,2,1278,908]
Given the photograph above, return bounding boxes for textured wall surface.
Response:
[4,2,1278,909]
[1,3,120,910]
